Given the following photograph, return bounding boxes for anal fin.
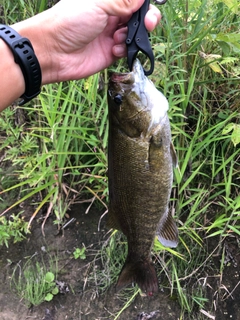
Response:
[107,207,121,231]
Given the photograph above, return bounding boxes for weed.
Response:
[11,253,59,307]
[90,231,128,294]
[0,77,108,228]
[73,247,86,260]
[0,213,29,247]
[44,272,59,302]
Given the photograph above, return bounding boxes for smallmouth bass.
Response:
[107,59,178,295]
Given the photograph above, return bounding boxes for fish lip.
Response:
[110,71,135,84]
[109,59,144,84]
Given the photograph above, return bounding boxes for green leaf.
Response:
[51,287,59,295]
[232,125,240,146]
[215,33,240,52]
[45,272,54,283]
[214,0,239,14]
[45,293,53,302]
[222,123,240,146]
[73,247,86,260]
[222,123,235,135]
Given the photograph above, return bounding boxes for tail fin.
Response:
[116,258,158,295]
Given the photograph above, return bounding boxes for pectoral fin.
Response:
[170,142,178,168]
[157,210,178,248]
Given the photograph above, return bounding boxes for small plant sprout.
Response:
[73,247,86,260]
[44,272,59,302]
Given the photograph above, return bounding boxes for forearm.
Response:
[0,10,56,111]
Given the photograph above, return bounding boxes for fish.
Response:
[107,59,178,295]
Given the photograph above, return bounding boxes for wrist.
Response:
[12,10,57,85]
[0,24,42,105]
[0,38,25,109]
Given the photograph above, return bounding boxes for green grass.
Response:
[0,76,108,228]
[11,252,59,307]
[0,0,240,318]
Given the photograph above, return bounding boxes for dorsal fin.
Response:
[157,210,178,248]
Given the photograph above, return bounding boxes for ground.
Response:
[0,205,181,320]
[0,204,239,320]
[205,233,240,320]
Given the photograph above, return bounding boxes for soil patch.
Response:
[0,205,239,320]
[0,205,181,320]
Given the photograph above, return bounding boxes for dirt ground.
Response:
[0,205,181,320]
[0,204,239,320]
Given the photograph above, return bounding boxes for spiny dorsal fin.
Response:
[157,210,178,248]
[170,142,178,168]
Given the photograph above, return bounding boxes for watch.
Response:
[0,24,42,105]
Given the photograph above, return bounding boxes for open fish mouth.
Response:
[109,71,135,84]
[109,59,145,84]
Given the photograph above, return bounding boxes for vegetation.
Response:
[0,213,29,247]
[73,246,86,260]
[11,253,59,307]
[0,0,239,319]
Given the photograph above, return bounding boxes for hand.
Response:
[14,0,161,84]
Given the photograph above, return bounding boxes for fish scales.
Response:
[107,59,178,295]
[109,127,171,253]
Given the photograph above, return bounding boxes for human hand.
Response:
[14,0,161,84]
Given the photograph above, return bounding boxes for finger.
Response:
[112,27,128,57]
[112,43,127,58]
[113,27,128,44]
[144,4,161,32]
[99,0,144,16]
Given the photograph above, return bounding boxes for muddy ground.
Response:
[0,203,239,320]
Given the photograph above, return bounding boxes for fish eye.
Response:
[113,94,123,105]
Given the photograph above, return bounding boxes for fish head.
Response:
[108,59,169,138]
[108,68,138,119]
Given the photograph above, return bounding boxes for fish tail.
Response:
[116,258,158,295]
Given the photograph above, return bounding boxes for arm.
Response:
[0,0,161,111]
[0,39,25,110]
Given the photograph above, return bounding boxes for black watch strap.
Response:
[0,24,42,105]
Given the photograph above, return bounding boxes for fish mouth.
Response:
[110,71,135,84]
[109,59,145,84]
